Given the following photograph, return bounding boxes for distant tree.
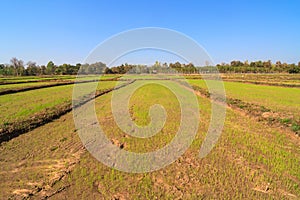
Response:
[185,63,196,74]
[154,61,161,68]
[275,61,282,68]
[262,60,272,72]
[77,63,88,74]
[249,61,255,68]
[111,66,120,74]
[0,64,13,75]
[104,67,113,74]
[40,65,46,75]
[288,64,300,73]
[0,64,5,75]
[162,62,168,68]
[10,57,24,76]
[46,61,56,75]
[230,60,243,67]
[74,63,81,74]
[282,62,288,71]
[85,62,107,74]
[26,61,40,75]
[0,64,4,69]
[256,61,263,68]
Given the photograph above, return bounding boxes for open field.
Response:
[0,80,132,142]
[188,78,300,134]
[0,76,75,84]
[0,81,66,92]
[2,1,300,199]
[0,75,121,96]
[185,74,300,87]
[0,75,120,84]
[220,74,300,87]
[188,79,300,115]
[0,75,299,199]
[0,81,118,124]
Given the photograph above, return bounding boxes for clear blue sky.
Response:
[1,0,299,65]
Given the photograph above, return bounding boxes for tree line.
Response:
[216,60,300,73]
[0,58,299,76]
[0,58,108,76]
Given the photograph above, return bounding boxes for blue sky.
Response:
[0,0,299,65]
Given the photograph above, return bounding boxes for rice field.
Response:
[0,74,299,199]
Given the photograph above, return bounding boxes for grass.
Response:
[0,78,299,199]
[0,81,65,92]
[0,81,118,125]
[99,81,182,153]
[188,79,300,119]
[185,74,300,88]
[118,74,180,80]
[0,75,75,83]
[68,80,300,199]
[0,74,120,84]
[0,75,121,96]
[221,73,300,85]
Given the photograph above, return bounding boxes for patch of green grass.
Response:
[188,79,300,119]
[220,74,300,85]
[0,78,299,199]
[0,81,62,91]
[291,123,300,132]
[0,81,118,125]
[280,118,292,124]
[0,75,76,83]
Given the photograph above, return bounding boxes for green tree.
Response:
[26,61,40,75]
[46,61,56,75]
[10,57,24,76]
[288,64,300,73]
[40,65,46,75]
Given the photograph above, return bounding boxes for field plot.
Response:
[0,81,118,124]
[185,74,300,87]
[0,82,64,92]
[0,77,299,199]
[0,75,120,84]
[0,81,123,142]
[0,76,75,84]
[221,74,300,87]
[188,79,300,134]
[0,75,121,96]
[188,79,300,115]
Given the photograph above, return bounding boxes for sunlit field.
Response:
[0,74,299,199]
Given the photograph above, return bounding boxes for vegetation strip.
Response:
[184,76,300,88]
[0,81,74,95]
[177,80,300,135]
[0,80,135,143]
[0,77,122,96]
[0,75,122,85]
[221,79,300,88]
[0,78,72,85]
